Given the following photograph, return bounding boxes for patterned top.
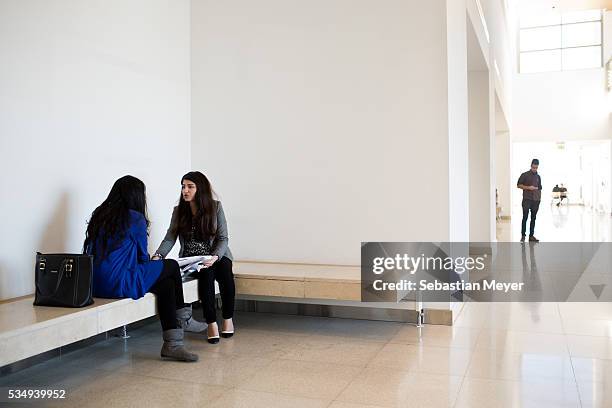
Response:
[182,223,212,257]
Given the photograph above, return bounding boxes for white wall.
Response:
[468,71,494,241]
[495,131,512,217]
[0,0,192,300]
[513,69,612,142]
[512,11,612,142]
[447,0,470,242]
[191,0,457,265]
[480,0,515,127]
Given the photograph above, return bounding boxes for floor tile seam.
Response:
[364,342,476,370]
[298,333,391,345]
[269,356,370,372]
[473,346,571,356]
[363,359,469,377]
[220,356,278,387]
[461,327,485,383]
[379,341,478,354]
[273,353,376,369]
[229,328,313,338]
[458,375,578,386]
[450,372,468,408]
[469,348,575,360]
[386,339,480,350]
[478,327,568,335]
[200,347,292,360]
[462,371,578,382]
[102,373,236,406]
[360,341,389,367]
[476,326,567,334]
[234,376,353,402]
[112,366,250,388]
[328,365,367,402]
[565,344,584,408]
[231,388,333,406]
[302,332,396,344]
[449,369,467,408]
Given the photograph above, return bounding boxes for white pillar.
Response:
[495,131,512,218]
[468,71,494,242]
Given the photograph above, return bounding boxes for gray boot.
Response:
[161,329,199,362]
[176,305,207,333]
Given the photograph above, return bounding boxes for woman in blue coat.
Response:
[84,175,199,362]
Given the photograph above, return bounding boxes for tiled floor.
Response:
[1,304,612,408]
[496,204,612,242]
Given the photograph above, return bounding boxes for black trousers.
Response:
[521,199,540,237]
[149,259,185,331]
[197,256,235,323]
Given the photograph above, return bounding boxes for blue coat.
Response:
[91,210,163,300]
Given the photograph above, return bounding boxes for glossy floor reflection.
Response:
[1,304,612,407]
[497,205,612,243]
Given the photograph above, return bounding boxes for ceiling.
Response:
[518,0,612,14]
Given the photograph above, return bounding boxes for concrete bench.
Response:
[233,261,422,322]
[1,261,421,368]
[0,279,200,368]
[234,262,361,301]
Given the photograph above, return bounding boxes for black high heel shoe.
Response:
[207,323,220,344]
[221,319,234,338]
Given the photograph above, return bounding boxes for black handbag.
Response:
[34,252,94,307]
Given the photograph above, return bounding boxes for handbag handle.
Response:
[36,257,69,298]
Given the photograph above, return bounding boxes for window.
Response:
[519,9,602,73]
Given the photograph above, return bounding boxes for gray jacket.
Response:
[155,201,233,261]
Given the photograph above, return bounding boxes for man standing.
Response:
[517,159,542,242]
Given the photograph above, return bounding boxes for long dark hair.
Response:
[175,171,217,241]
[84,175,149,257]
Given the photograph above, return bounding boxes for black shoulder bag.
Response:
[34,252,94,307]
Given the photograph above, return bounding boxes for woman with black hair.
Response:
[84,175,199,362]
[153,171,235,344]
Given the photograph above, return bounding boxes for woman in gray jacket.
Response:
[153,171,235,344]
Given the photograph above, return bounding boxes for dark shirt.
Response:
[552,186,560,192]
[517,170,542,201]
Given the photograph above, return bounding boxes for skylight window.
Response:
[519,9,602,73]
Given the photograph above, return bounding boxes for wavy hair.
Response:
[175,171,217,242]
[84,175,149,258]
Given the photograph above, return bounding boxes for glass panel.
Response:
[520,11,561,28]
[520,50,561,73]
[562,21,601,47]
[520,26,561,51]
[562,46,602,70]
[562,9,602,24]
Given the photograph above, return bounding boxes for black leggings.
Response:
[198,256,235,323]
[149,259,185,331]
